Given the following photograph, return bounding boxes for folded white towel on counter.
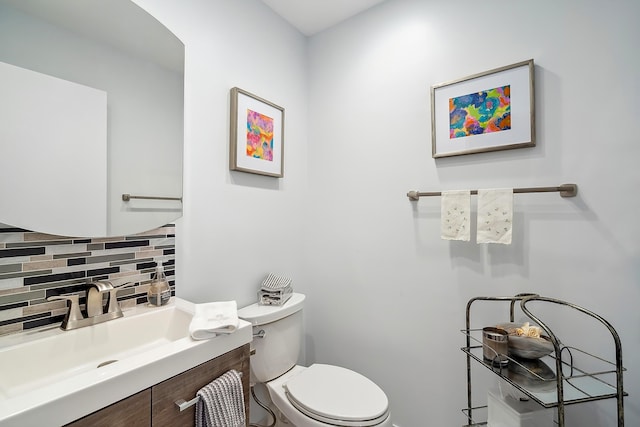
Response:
[476,188,513,244]
[189,301,239,340]
[441,190,471,241]
[196,369,245,427]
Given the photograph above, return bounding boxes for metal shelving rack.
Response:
[462,294,627,427]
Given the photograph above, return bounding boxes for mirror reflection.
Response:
[0,0,184,237]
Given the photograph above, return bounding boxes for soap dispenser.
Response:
[147,265,171,306]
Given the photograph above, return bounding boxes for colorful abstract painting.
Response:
[246,109,274,161]
[449,85,511,139]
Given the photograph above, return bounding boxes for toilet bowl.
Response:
[267,365,392,427]
[237,293,393,427]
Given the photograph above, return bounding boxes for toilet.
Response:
[238,293,393,427]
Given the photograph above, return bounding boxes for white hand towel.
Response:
[189,301,239,340]
[441,190,471,241]
[476,188,513,244]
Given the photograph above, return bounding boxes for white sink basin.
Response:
[0,298,251,426]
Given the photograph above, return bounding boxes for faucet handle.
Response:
[106,282,135,315]
[48,294,84,328]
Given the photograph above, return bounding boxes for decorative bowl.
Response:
[496,322,555,359]
[508,357,556,391]
[508,334,554,359]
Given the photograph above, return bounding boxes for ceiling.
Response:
[260,0,387,36]
[0,0,184,72]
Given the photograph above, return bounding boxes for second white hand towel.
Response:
[189,301,239,340]
[477,188,513,244]
[441,190,471,241]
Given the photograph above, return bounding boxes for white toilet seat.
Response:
[277,364,390,427]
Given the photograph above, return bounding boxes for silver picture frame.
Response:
[431,59,535,158]
[230,87,285,177]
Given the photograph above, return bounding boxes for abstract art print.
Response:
[246,109,274,161]
[230,87,284,177]
[431,60,534,158]
[449,85,511,139]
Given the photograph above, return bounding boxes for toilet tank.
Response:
[237,293,305,383]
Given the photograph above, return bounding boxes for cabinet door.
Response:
[64,389,151,427]
[151,344,250,427]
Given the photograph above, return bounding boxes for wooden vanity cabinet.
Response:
[152,344,250,426]
[65,344,250,427]
[64,389,151,427]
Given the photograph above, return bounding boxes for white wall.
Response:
[135,0,639,426]
[0,61,107,237]
[132,0,309,304]
[305,0,640,426]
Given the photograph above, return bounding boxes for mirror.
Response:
[0,0,184,237]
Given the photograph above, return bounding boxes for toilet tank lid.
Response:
[238,293,305,326]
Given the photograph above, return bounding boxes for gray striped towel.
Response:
[195,370,245,427]
[261,272,292,290]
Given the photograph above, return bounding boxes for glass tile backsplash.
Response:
[0,224,175,336]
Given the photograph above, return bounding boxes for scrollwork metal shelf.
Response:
[461,294,627,427]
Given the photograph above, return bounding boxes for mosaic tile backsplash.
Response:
[0,224,175,336]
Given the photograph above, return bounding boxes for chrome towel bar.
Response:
[406,183,578,201]
[174,372,243,412]
[122,193,182,202]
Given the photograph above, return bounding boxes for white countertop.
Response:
[0,298,252,426]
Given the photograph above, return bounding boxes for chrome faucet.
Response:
[48,280,134,331]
